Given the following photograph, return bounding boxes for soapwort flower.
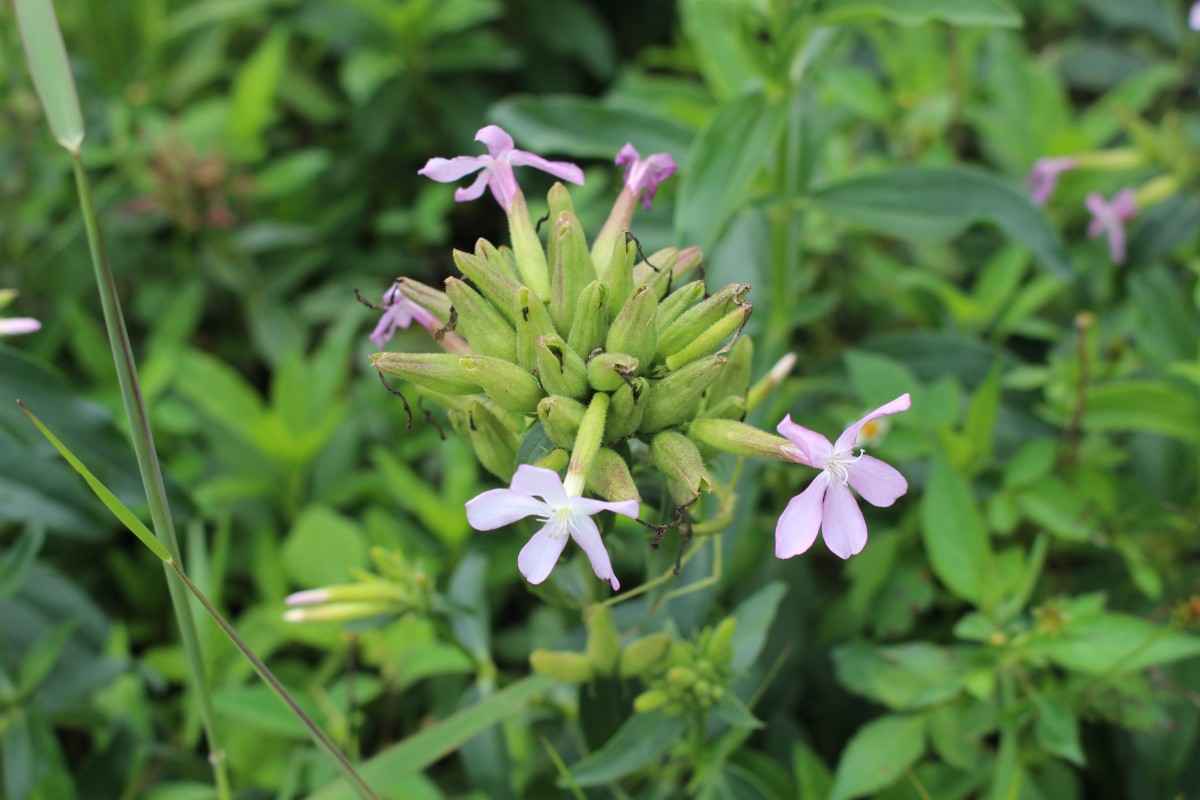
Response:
[1026,156,1078,206]
[370,283,440,350]
[775,394,911,560]
[418,125,583,212]
[1085,188,1136,263]
[465,465,639,590]
[615,143,677,210]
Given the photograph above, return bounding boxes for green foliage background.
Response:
[2,0,1200,798]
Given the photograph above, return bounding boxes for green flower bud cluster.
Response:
[372,181,797,510]
[528,605,673,683]
[283,547,433,624]
[632,618,738,716]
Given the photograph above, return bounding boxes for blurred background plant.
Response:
[2,0,1200,798]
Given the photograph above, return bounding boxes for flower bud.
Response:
[535,447,569,472]
[671,246,703,284]
[701,395,746,422]
[747,352,796,411]
[550,212,597,334]
[605,377,647,442]
[606,285,658,372]
[459,356,543,414]
[285,582,405,606]
[445,277,517,361]
[667,665,698,687]
[587,447,641,503]
[652,431,713,501]
[505,191,551,298]
[530,649,594,683]
[706,617,738,667]
[535,334,589,400]
[657,283,749,361]
[396,277,453,323]
[475,238,519,282]
[459,400,519,481]
[545,182,576,266]
[640,355,726,433]
[688,419,794,461]
[633,689,670,714]
[372,352,481,395]
[587,351,639,392]
[600,232,636,321]
[618,632,672,678]
[566,280,608,358]
[283,602,395,623]
[664,304,751,371]
[565,392,608,496]
[537,394,586,449]
[633,247,680,300]
[705,336,753,410]
[514,286,560,371]
[453,248,520,325]
[656,280,705,334]
[586,606,621,676]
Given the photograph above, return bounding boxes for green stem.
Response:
[70,154,233,800]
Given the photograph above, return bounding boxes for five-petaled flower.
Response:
[418,125,584,212]
[775,394,911,560]
[370,283,439,350]
[465,465,638,590]
[615,143,677,210]
[1085,188,1136,264]
[1027,156,1078,207]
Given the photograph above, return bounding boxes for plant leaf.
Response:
[815,0,1022,28]
[13,0,85,151]
[566,711,688,788]
[828,713,927,800]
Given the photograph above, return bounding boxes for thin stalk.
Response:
[70,154,233,800]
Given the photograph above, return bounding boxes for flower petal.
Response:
[566,514,620,591]
[475,125,514,157]
[369,304,412,350]
[776,415,832,467]
[418,155,486,183]
[614,143,639,167]
[510,464,569,506]
[465,488,547,530]
[569,496,640,519]
[507,150,585,186]
[833,394,912,454]
[821,479,868,559]
[775,472,828,559]
[454,170,491,203]
[847,454,908,508]
[0,317,42,336]
[517,521,569,585]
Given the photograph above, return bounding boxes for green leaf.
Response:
[681,0,764,100]
[0,526,45,601]
[213,684,320,738]
[309,675,552,800]
[677,91,786,254]
[17,619,79,698]
[1082,381,1200,444]
[490,95,695,159]
[1030,612,1200,675]
[566,711,688,788]
[962,361,1002,467]
[711,692,764,729]
[228,29,290,160]
[833,640,966,710]
[1033,696,1084,766]
[13,0,85,151]
[920,448,994,609]
[793,741,834,800]
[845,351,920,410]
[730,581,787,670]
[828,714,927,800]
[811,167,1071,278]
[19,404,173,562]
[815,0,1022,27]
[282,506,367,588]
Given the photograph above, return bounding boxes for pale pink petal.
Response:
[465,488,547,531]
[0,318,41,336]
[1106,222,1128,264]
[777,415,832,467]
[566,514,620,590]
[507,150,585,186]
[569,497,640,519]
[510,464,568,506]
[455,170,491,203]
[615,143,639,167]
[833,394,912,454]
[821,479,868,559]
[418,155,486,183]
[1111,188,1137,219]
[1191,2,1200,31]
[370,304,414,350]
[625,152,677,209]
[847,454,908,508]
[517,521,569,585]
[775,472,828,559]
[475,125,514,157]
[1026,157,1077,207]
[1085,191,1136,264]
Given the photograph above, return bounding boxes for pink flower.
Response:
[418,126,584,212]
[370,283,440,350]
[1026,157,1078,206]
[775,394,911,560]
[0,318,40,336]
[1086,189,1137,264]
[1190,2,1200,31]
[465,465,638,590]
[615,143,677,210]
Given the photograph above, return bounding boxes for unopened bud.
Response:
[544,182,576,266]
[747,352,796,411]
[587,351,639,392]
[566,280,609,358]
[535,448,570,472]
[530,649,594,683]
[658,283,749,361]
[550,212,597,333]
[640,355,726,432]
[652,431,713,501]
[460,400,519,481]
[600,233,636,320]
[606,285,658,372]
[538,394,586,450]
[565,392,609,495]
[701,395,746,422]
[587,447,641,503]
[445,277,517,361]
[706,618,737,666]
[514,286,560,371]
[283,602,395,623]
[372,352,481,395]
[667,665,698,687]
[454,248,520,325]
[672,247,703,283]
[656,280,705,334]
[396,277,453,323]
[706,336,753,410]
[688,419,794,461]
[285,582,403,606]
[605,377,648,442]
[475,238,519,281]
[535,335,589,399]
[459,356,543,414]
[633,247,680,299]
[586,606,622,676]
[618,632,672,678]
[505,192,551,298]
[664,304,751,371]
[633,689,670,714]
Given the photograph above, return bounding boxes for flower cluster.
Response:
[368,126,911,591]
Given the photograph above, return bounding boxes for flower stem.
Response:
[70,154,233,800]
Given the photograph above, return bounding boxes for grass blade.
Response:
[12,0,84,152]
